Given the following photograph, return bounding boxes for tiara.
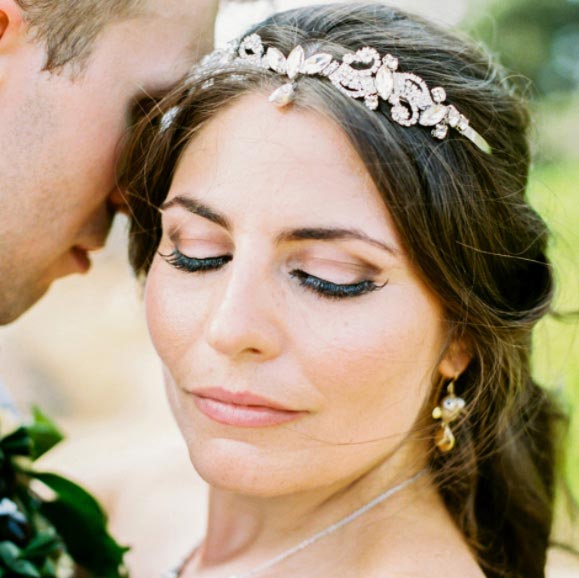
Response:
[182,33,491,154]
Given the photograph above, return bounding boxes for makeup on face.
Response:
[159,196,395,303]
[190,387,308,427]
[145,94,448,496]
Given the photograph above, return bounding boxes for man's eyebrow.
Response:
[276,228,398,256]
[160,195,231,230]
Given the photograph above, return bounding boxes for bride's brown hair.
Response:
[120,4,570,577]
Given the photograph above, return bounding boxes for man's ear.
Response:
[438,338,472,379]
[0,0,26,86]
[0,0,25,51]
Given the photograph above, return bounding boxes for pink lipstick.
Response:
[191,387,306,428]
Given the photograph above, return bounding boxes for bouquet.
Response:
[0,407,128,578]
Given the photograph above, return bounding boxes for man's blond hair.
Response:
[16,0,144,71]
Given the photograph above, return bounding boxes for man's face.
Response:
[0,0,217,324]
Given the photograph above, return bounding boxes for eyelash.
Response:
[289,270,386,300]
[159,250,232,272]
[159,249,386,300]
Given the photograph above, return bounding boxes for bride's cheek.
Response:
[145,263,210,377]
[144,265,186,364]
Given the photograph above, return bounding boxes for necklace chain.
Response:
[167,468,427,578]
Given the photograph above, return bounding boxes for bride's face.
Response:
[145,93,459,495]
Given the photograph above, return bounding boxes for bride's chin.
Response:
[185,438,306,497]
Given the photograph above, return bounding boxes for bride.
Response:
[120,3,567,577]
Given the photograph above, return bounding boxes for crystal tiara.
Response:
[183,33,491,154]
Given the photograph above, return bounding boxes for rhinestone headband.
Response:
[179,33,491,154]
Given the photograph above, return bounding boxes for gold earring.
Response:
[432,378,466,453]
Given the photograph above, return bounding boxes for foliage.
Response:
[0,408,129,578]
[529,160,579,501]
[469,0,579,96]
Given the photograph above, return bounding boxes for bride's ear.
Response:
[438,338,472,379]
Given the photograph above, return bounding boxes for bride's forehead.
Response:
[177,92,359,168]
[170,93,381,203]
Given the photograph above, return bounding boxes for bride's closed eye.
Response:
[159,248,232,272]
[159,248,387,300]
[289,269,387,299]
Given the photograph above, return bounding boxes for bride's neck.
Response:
[197,447,432,568]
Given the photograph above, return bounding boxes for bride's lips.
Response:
[191,387,307,427]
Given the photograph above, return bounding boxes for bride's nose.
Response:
[204,264,284,361]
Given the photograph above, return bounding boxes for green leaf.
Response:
[39,558,56,578]
[30,473,107,525]
[22,533,61,560]
[0,542,44,577]
[0,541,21,564]
[31,473,129,578]
[9,560,40,578]
[1,428,32,458]
[24,409,64,461]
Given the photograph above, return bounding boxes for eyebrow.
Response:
[161,195,231,229]
[275,228,397,256]
[160,195,397,256]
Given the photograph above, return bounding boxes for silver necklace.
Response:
[166,468,427,578]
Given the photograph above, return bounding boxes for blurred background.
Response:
[0,0,577,576]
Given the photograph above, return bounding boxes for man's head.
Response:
[0,0,219,324]
[15,0,146,72]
